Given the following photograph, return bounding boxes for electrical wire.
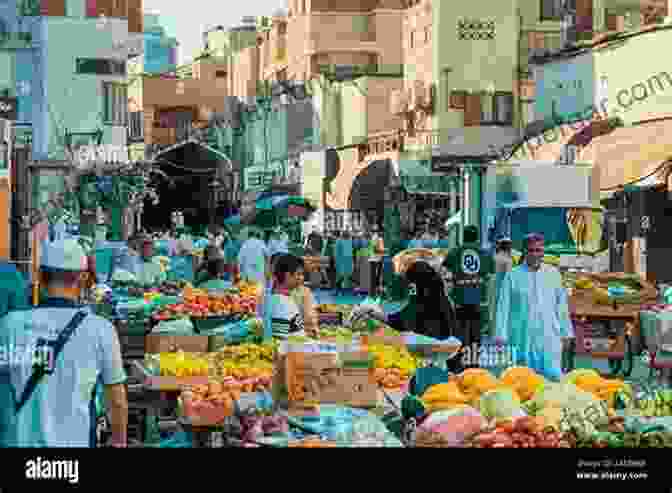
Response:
[156,158,216,173]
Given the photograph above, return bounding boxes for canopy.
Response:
[242,194,316,228]
[395,159,457,195]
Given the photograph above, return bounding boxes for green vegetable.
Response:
[478,389,523,421]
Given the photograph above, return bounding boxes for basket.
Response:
[191,314,244,334]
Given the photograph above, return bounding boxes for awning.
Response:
[503,118,672,191]
[575,119,672,190]
[394,159,457,195]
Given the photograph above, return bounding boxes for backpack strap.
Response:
[14,310,88,413]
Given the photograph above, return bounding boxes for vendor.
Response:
[135,235,166,287]
[198,258,229,290]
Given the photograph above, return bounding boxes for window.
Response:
[215,70,227,78]
[479,92,514,125]
[128,111,143,141]
[424,26,431,43]
[76,58,126,76]
[494,92,514,125]
[410,30,415,48]
[102,82,128,126]
[540,0,564,21]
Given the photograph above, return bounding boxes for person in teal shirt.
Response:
[334,230,354,294]
[0,262,29,316]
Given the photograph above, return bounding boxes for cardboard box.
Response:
[279,349,377,409]
[145,334,209,354]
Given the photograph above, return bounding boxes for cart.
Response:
[564,273,657,378]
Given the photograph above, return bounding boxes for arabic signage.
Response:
[0,97,17,120]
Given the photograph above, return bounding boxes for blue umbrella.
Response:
[224,214,241,225]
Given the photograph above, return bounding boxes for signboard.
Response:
[68,144,131,166]
[299,151,324,209]
[0,97,17,120]
[244,162,284,192]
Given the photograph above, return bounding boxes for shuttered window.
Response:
[102,82,128,126]
[463,93,481,126]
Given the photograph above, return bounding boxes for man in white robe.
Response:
[495,233,573,380]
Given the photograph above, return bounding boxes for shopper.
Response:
[348,261,460,371]
[488,237,514,337]
[238,228,268,285]
[334,230,354,295]
[198,258,229,290]
[495,233,574,380]
[0,237,128,447]
[442,225,494,361]
[135,234,167,286]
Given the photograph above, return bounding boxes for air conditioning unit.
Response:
[422,82,435,110]
[413,80,424,109]
[407,86,416,111]
[389,89,403,114]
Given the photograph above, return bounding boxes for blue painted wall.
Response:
[534,53,596,123]
[143,29,175,74]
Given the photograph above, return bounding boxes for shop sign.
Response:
[70,144,131,166]
[244,162,284,192]
[0,97,17,120]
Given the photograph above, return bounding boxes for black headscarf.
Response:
[387,261,456,339]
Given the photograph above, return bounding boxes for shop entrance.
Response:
[141,142,218,233]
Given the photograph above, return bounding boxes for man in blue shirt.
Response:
[0,237,128,447]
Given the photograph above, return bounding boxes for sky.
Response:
[142,0,286,64]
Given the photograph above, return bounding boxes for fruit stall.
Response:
[561,272,658,378]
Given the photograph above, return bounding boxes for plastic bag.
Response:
[416,406,486,447]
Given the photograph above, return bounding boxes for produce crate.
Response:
[191,314,244,334]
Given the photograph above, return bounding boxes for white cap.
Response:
[41,238,88,271]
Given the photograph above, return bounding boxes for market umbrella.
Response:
[224,214,241,226]
[242,195,316,229]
